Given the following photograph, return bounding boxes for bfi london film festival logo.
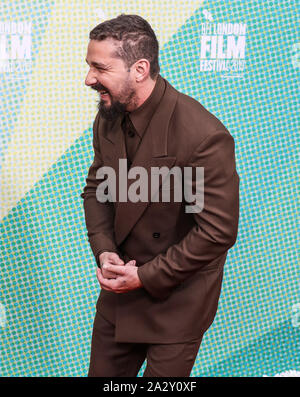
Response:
[0,21,32,75]
[95,159,204,214]
[200,9,246,78]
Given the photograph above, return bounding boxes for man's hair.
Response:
[89,14,160,79]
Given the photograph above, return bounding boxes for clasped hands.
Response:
[96,251,143,293]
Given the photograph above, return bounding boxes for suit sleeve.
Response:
[80,112,118,264]
[137,128,240,300]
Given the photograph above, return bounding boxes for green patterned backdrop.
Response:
[0,0,299,377]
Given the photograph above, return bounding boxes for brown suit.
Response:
[81,74,239,346]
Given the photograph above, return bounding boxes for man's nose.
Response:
[85,70,98,86]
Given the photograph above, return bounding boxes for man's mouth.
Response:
[91,85,110,97]
[99,89,109,97]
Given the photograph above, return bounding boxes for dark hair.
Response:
[89,14,160,79]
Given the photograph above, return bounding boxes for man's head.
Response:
[85,14,160,121]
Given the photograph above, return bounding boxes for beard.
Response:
[91,78,137,122]
[97,97,127,121]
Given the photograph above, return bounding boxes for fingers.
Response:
[102,252,124,266]
[102,264,126,276]
[108,252,124,265]
[126,260,136,266]
[96,267,115,291]
[96,258,137,293]
[96,262,137,294]
[101,268,118,279]
[96,266,105,283]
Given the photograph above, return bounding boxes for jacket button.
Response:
[152,232,160,238]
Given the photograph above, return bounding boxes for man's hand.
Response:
[98,252,125,279]
[96,262,143,293]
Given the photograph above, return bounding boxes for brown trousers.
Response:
[88,310,203,377]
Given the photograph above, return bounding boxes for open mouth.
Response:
[99,90,109,96]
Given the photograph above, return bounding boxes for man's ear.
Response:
[134,59,151,82]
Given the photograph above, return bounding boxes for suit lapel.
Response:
[99,116,126,170]
[100,80,179,246]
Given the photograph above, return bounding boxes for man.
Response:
[81,14,239,377]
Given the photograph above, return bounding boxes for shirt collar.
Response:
[126,73,166,138]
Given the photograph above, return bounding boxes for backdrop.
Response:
[0,0,299,377]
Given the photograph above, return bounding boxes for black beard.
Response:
[91,80,137,121]
[97,97,127,121]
